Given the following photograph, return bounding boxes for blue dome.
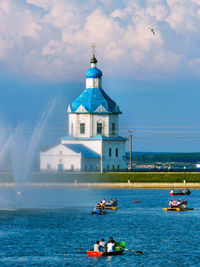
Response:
[70,88,121,114]
[85,67,102,78]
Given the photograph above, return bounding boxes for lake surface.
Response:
[0,188,199,266]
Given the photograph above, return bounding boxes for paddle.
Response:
[124,248,143,255]
[117,246,143,255]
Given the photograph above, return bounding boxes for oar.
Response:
[118,247,143,255]
[124,248,143,255]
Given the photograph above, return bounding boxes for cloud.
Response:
[0,0,199,81]
[188,58,200,74]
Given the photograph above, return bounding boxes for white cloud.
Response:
[188,58,200,74]
[0,0,199,81]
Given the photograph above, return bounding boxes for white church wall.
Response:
[81,158,100,171]
[108,115,118,137]
[103,141,126,170]
[40,144,81,171]
[68,113,119,139]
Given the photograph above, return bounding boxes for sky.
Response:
[1,0,200,152]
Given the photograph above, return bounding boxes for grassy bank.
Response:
[1,171,200,183]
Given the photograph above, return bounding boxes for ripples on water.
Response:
[0,188,199,266]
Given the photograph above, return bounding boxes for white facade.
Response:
[40,54,127,172]
[68,113,118,138]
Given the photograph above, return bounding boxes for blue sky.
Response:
[1,0,200,152]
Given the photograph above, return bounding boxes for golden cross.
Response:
[91,43,96,55]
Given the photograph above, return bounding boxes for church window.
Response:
[97,122,103,134]
[109,148,112,157]
[85,165,87,170]
[59,159,62,163]
[59,151,62,154]
[71,165,74,171]
[90,165,93,170]
[117,165,120,170]
[94,79,98,87]
[107,165,109,170]
[116,148,118,157]
[80,123,85,134]
[112,123,115,135]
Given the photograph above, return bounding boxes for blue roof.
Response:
[63,144,100,158]
[61,135,127,141]
[70,88,121,114]
[85,67,102,78]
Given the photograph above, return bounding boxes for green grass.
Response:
[0,172,200,183]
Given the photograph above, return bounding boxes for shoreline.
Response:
[0,182,200,189]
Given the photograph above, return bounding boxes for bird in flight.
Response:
[148,28,155,35]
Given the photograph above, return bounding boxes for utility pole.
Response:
[128,130,134,171]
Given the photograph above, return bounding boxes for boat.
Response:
[169,190,191,196]
[87,250,124,257]
[163,207,194,211]
[87,241,126,257]
[104,205,119,210]
[91,208,107,215]
[133,201,141,203]
[90,209,107,215]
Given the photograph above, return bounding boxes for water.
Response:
[11,98,56,196]
[0,188,199,266]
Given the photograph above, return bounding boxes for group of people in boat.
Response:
[170,188,191,194]
[94,237,116,253]
[169,199,188,208]
[93,197,118,213]
[100,197,118,207]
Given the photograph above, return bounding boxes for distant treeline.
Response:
[127,152,200,164]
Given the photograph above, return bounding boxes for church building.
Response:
[40,52,127,172]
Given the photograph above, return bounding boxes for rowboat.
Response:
[133,201,141,203]
[87,241,126,257]
[163,207,194,211]
[169,191,191,196]
[87,250,124,257]
[104,206,119,210]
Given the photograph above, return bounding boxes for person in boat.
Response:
[105,200,112,206]
[107,240,115,252]
[181,200,188,206]
[178,190,181,194]
[182,189,185,194]
[109,237,116,245]
[102,198,106,204]
[169,200,173,207]
[186,188,190,194]
[94,241,100,252]
[110,199,114,205]
[170,189,174,194]
[100,202,105,210]
[170,200,179,207]
[100,239,107,252]
[177,199,181,208]
[113,198,118,207]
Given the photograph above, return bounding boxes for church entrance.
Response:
[57,164,63,172]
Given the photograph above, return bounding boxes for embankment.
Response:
[0,171,200,188]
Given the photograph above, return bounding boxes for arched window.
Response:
[109,148,112,157]
[97,122,103,134]
[80,123,85,134]
[116,148,118,157]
